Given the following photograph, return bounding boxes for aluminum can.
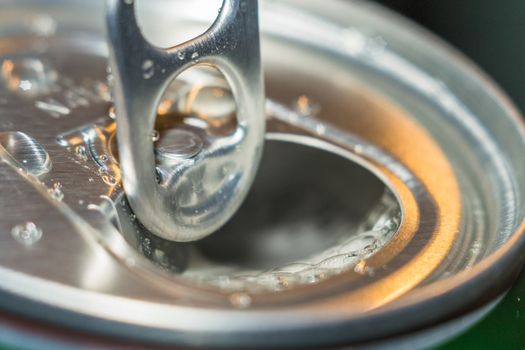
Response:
[0,0,524,348]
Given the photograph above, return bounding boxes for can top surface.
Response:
[0,0,525,348]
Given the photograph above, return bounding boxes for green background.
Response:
[374,1,525,348]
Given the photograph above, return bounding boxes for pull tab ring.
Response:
[106,0,265,242]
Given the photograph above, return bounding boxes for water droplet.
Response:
[1,57,57,97]
[229,293,251,308]
[151,130,160,142]
[191,52,199,61]
[35,99,70,118]
[98,154,109,162]
[74,145,87,161]
[142,59,154,79]
[0,131,51,176]
[47,181,64,201]
[177,51,186,60]
[11,222,43,245]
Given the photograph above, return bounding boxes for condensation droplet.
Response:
[98,154,109,162]
[11,222,43,245]
[177,51,186,60]
[229,293,252,308]
[75,145,87,161]
[191,52,200,61]
[47,181,64,201]
[0,131,51,176]
[151,130,160,142]
[142,59,154,79]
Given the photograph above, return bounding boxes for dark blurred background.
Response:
[373,0,525,114]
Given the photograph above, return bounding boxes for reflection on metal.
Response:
[0,0,523,349]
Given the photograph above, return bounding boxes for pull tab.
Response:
[106,0,265,242]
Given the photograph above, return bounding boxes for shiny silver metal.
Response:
[1,0,525,349]
[106,0,264,241]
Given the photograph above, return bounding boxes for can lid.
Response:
[0,0,524,348]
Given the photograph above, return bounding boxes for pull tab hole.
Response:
[154,65,237,140]
[136,0,222,48]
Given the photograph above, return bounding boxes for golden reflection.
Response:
[266,71,461,312]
